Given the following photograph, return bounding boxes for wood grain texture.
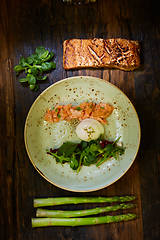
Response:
[0,0,160,239]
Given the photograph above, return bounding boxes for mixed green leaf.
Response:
[14,46,56,90]
[47,137,125,172]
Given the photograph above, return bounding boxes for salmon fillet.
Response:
[44,102,114,124]
[63,38,140,71]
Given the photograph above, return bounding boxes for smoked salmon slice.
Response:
[44,102,114,124]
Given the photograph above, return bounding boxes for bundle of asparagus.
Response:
[32,196,136,227]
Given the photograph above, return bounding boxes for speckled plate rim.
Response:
[24,76,141,192]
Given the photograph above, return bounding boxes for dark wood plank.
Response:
[0,0,160,239]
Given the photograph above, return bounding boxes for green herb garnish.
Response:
[47,137,125,172]
[14,46,56,90]
[76,107,82,111]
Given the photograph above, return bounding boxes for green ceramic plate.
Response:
[24,76,141,192]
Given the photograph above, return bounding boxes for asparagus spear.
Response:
[32,213,136,227]
[36,203,135,218]
[34,196,136,207]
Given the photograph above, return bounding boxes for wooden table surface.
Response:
[0,0,160,239]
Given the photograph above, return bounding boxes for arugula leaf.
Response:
[81,141,88,149]
[89,143,102,153]
[96,144,125,167]
[57,142,78,157]
[47,137,125,172]
[82,153,97,166]
[70,153,79,170]
[47,151,71,164]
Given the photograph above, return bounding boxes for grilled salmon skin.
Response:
[63,38,140,71]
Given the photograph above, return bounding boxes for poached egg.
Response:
[76,118,104,142]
